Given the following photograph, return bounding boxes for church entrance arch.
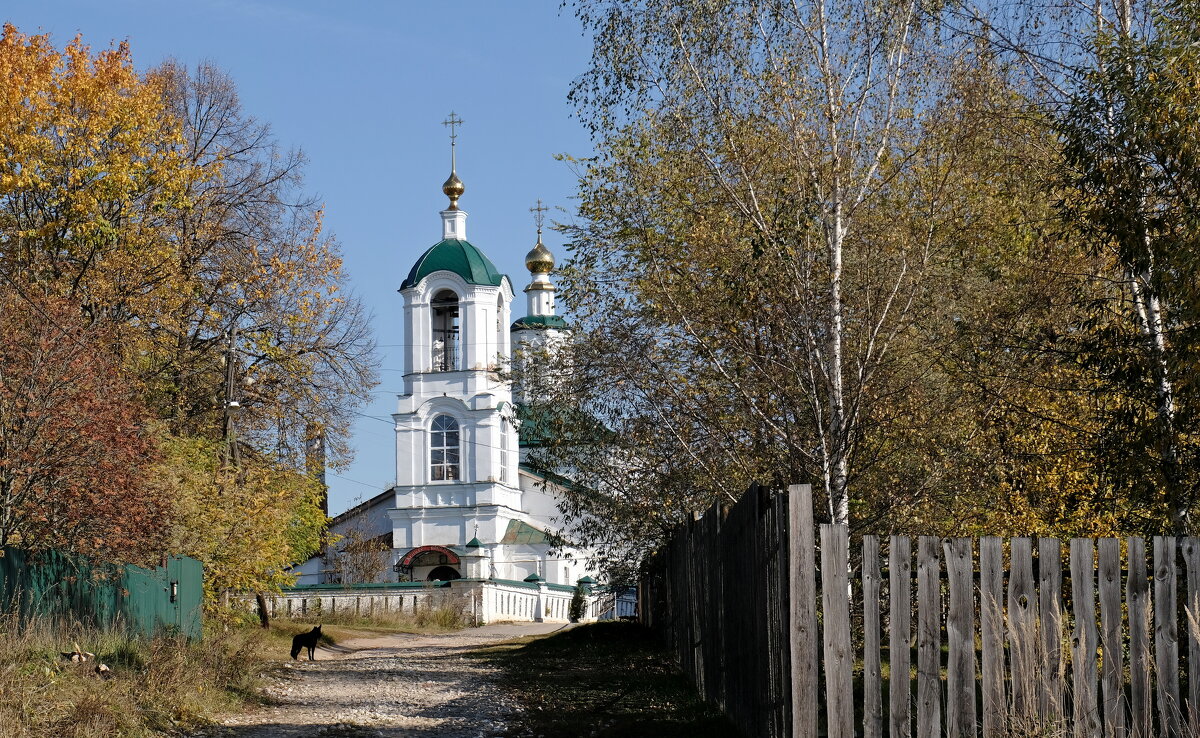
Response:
[427,565,461,581]
[396,545,461,582]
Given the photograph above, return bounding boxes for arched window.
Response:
[430,414,460,481]
[431,290,460,371]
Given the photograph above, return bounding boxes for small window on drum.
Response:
[430,415,460,481]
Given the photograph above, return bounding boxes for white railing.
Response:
[263,579,637,625]
[591,587,638,620]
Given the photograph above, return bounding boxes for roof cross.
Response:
[442,111,464,170]
[530,199,548,236]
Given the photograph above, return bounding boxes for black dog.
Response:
[290,624,322,660]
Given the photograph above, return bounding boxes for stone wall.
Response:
[264,578,634,625]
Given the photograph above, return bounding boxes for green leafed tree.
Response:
[1055,0,1200,532]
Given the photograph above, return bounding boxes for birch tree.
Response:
[1053,0,1200,532]
[946,0,1200,532]
[565,0,970,525]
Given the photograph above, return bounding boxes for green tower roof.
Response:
[511,314,570,331]
[400,238,507,290]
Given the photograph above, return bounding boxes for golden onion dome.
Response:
[525,236,555,273]
[442,170,465,209]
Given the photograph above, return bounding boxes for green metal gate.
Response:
[0,548,203,640]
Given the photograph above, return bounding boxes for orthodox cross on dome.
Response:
[441,112,466,210]
[529,199,547,237]
[525,199,555,276]
[442,111,463,170]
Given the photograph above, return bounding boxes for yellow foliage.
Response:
[155,434,328,614]
[0,24,194,336]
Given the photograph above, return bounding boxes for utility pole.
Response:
[221,327,267,625]
[222,327,242,469]
[305,423,328,517]
[306,423,330,584]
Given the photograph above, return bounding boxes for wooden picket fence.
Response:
[640,483,1200,737]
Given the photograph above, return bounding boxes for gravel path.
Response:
[197,623,567,738]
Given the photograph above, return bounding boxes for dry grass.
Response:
[276,599,469,634]
[0,615,268,738]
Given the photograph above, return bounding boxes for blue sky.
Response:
[7,1,595,515]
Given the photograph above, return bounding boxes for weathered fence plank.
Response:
[1183,537,1200,737]
[980,536,1005,736]
[821,524,853,738]
[1097,538,1125,738]
[916,536,942,738]
[789,484,818,738]
[944,538,976,738]
[1009,537,1037,725]
[1071,538,1100,738]
[1039,537,1064,725]
[764,487,788,738]
[1127,537,1151,738]
[642,481,792,737]
[644,485,1198,738]
[889,535,913,738]
[1155,536,1181,736]
[863,535,882,738]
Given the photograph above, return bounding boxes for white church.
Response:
[291,133,595,594]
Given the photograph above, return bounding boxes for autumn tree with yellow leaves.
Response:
[532,0,1200,573]
[0,25,377,605]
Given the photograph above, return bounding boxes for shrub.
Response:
[568,584,586,622]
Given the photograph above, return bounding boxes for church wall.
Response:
[517,472,569,525]
[330,498,393,542]
[491,542,586,586]
[290,492,395,585]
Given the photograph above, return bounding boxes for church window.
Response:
[430,414,460,481]
[500,422,510,482]
[431,290,460,371]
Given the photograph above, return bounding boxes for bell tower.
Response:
[511,200,569,404]
[389,115,520,578]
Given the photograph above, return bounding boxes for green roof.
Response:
[400,239,507,290]
[516,403,553,448]
[515,402,611,452]
[511,314,569,331]
[500,519,552,545]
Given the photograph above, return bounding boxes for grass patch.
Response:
[0,615,268,737]
[476,621,737,737]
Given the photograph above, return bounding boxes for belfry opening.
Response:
[431,289,460,371]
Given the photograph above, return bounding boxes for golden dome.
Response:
[525,236,555,273]
[442,170,465,209]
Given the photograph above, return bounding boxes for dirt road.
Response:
[198,622,567,738]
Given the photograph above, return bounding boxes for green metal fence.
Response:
[0,548,203,640]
